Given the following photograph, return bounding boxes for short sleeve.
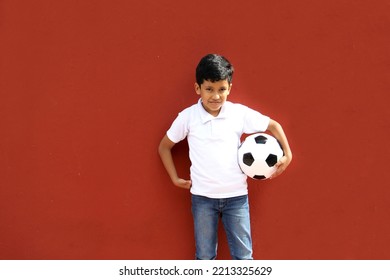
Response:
[166,111,189,143]
[242,106,270,134]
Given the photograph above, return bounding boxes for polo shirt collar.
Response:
[197,98,228,123]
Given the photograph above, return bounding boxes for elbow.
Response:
[158,141,164,156]
[158,137,172,156]
[267,119,281,133]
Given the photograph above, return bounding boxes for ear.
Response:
[227,83,233,95]
[194,83,201,95]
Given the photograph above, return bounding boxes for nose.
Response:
[212,93,220,100]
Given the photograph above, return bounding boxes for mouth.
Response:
[208,102,221,108]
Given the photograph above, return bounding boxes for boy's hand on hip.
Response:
[173,178,192,190]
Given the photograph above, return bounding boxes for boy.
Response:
[158,54,292,260]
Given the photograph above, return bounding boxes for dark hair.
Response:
[195,54,234,85]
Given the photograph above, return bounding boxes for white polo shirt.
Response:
[167,99,270,198]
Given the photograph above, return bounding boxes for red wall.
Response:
[1,0,389,259]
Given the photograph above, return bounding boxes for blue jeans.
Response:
[191,194,253,260]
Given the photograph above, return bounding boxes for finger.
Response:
[182,180,192,189]
[270,166,284,179]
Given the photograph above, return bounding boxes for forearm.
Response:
[158,145,179,182]
[158,135,192,189]
[266,119,292,159]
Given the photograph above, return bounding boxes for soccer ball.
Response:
[238,133,284,180]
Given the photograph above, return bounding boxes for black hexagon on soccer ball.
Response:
[266,154,278,167]
[243,153,255,166]
[254,135,267,144]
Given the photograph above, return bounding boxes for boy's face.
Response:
[195,79,232,117]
